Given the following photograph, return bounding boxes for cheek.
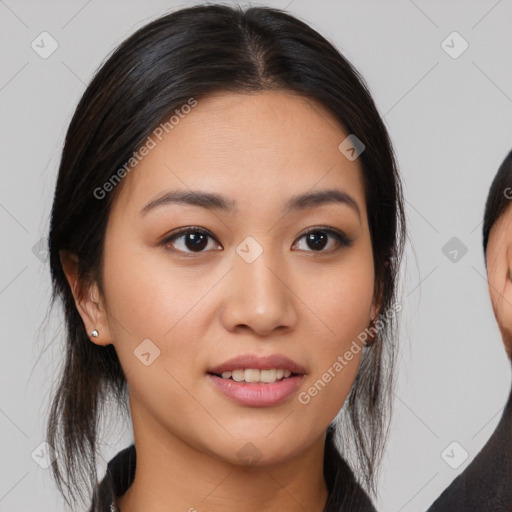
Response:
[293,252,375,418]
[100,233,223,394]
[101,245,210,408]
[102,236,215,340]
[306,251,375,348]
[488,264,507,320]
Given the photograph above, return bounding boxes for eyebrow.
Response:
[140,188,361,219]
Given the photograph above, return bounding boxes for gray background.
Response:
[1,0,511,510]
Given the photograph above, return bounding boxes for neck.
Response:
[118,396,329,512]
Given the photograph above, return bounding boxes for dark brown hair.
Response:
[46,4,405,509]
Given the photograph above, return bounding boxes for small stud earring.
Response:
[90,330,99,338]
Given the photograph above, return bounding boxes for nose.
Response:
[219,248,298,337]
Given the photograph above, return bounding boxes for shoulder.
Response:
[88,444,136,512]
[427,387,512,512]
[323,428,378,512]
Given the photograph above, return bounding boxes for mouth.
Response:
[206,354,306,407]
[207,368,300,384]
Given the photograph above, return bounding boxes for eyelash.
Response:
[160,225,353,256]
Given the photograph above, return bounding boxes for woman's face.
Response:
[486,205,512,359]
[93,90,377,465]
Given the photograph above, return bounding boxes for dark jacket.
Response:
[427,385,512,512]
[88,426,377,511]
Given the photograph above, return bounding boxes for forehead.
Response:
[110,90,367,219]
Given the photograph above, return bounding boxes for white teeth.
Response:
[260,369,276,383]
[232,369,245,382]
[218,368,295,383]
[245,369,260,382]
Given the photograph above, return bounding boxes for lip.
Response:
[206,373,305,407]
[206,353,306,408]
[207,353,307,375]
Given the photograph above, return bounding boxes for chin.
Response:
[205,434,307,468]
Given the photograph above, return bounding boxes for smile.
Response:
[206,372,304,407]
[217,368,293,383]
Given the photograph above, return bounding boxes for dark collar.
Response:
[427,385,512,511]
[89,444,136,512]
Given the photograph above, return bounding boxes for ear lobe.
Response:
[370,284,383,322]
[60,250,113,346]
[370,303,379,323]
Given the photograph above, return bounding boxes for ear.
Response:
[370,275,384,322]
[60,250,113,346]
[370,295,380,321]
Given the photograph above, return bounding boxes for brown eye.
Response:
[293,227,352,253]
[304,232,329,251]
[161,227,222,254]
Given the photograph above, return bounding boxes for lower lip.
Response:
[206,373,304,407]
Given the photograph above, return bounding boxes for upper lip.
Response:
[207,354,307,375]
